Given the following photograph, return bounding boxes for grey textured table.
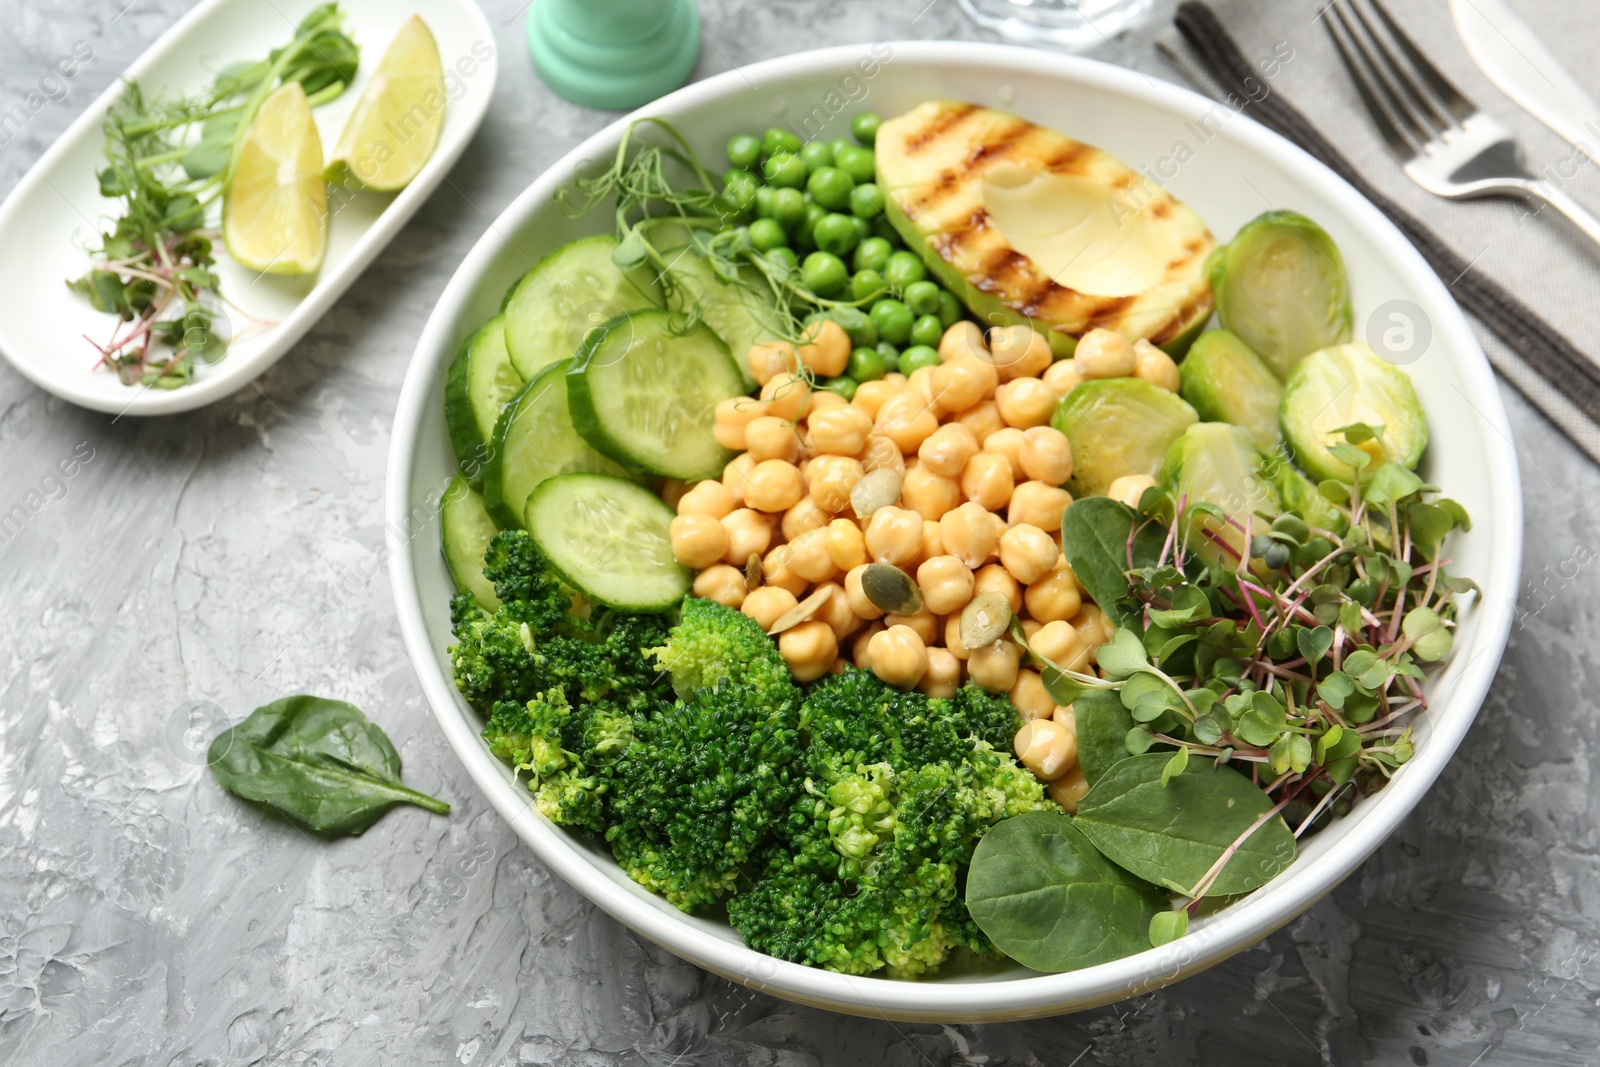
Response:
[4,2,1599,1064]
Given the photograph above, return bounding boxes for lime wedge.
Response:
[223,82,328,275]
[326,16,445,191]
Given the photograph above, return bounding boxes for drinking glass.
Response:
[956,0,1158,51]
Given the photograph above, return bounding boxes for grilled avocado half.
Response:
[876,101,1216,358]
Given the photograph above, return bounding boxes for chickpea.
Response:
[787,527,837,582]
[825,518,868,572]
[798,319,851,378]
[761,545,811,597]
[851,621,886,669]
[1007,480,1073,532]
[1074,328,1135,380]
[869,625,929,689]
[677,478,736,519]
[938,320,987,363]
[999,523,1058,585]
[745,415,803,463]
[1025,564,1084,624]
[742,585,799,631]
[1014,716,1077,779]
[713,396,771,450]
[692,563,747,609]
[805,390,848,419]
[722,452,756,505]
[858,433,905,475]
[808,405,873,457]
[1107,472,1158,509]
[761,371,812,422]
[973,563,1022,614]
[954,399,1005,445]
[808,454,864,513]
[1074,603,1114,651]
[985,325,1053,381]
[779,620,839,682]
[885,608,938,646]
[864,506,923,565]
[1019,426,1073,485]
[917,423,980,478]
[669,514,730,569]
[1054,704,1077,731]
[1031,619,1090,673]
[720,508,773,564]
[1047,765,1091,813]
[982,427,1025,478]
[782,494,830,542]
[885,372,908,387]
[812,581,862,642]
[1132,338,1180,392]
[939,501,1000,569]
[943,614,972,660]
[1007,669,1058,723]
[744,459,805,513]
[901,462,961,522]
[914,520,945,570]
[916,554,975,616]
[906,365,942,411]
[930,356,997,413]
[658,478,689,511]
[875,392,940,454]
[1042,358,1083,399]
[852,379,899,420]
[844,564,885,620]
[995,377,1058,430]
[961,451,1014,511]
[1021,618,1043,640]
[918,647,964,699]
[747,340,798,385]
[968,638,1021,693]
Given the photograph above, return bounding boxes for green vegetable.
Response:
[725,133,761,169]
[899,344,940,374]
[801,251,848,296]
[806,166,855,210]
[440,473,502,611]
[763,127,801,155]
[1074,754,1296,897]
[1052,378,1198,498]
[524,473,690,613]
[965,811,1167,973]
[870,298,914,345]
[884,250,927,289]
[909,314,944,348]
[1178,330,1283,449]
[851,111,881,145]
[1070,690,1139,786]
[763,151,807,188]
[652,596,798,705]
[1057,496,1167,630]
[799,140,834,173]
[1207,210,1353,379]
[854,237,893,273]
[812,213,859,256]
[208,695,448,836]
[1161,422,1279,564]
[1280,342,1428,481]
[443,314,521,488]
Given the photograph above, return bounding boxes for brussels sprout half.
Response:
[1053,378,1198,498]
[1160,422,1277,563]
[1280,342,1428,482]
[1179,329,1284,450]
[1207,210,1353,380]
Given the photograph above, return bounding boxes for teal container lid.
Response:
[528,0,701,111]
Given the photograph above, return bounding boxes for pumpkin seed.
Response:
[960,592,1013,649]
[768,585,833,635]
[851,467,902,518]
[745,552,763,591]
[861,562,922,615]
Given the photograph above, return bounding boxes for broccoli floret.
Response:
[650,597,794,705]
[481,687,637,834]
[727,669,1049,979]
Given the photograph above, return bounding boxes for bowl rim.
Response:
[386,40,1521,1021]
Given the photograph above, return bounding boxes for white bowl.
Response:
[387,42,1521,1022]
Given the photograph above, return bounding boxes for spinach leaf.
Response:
[1059,497,1166,629]
[1072,690,1138,786]
[966,811,1167,972]
[1074,754,1295,896]
[208,695,450,836]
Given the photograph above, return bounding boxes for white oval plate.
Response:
[0,0,495,416]
[388,43,1522,1021]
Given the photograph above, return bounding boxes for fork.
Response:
[1323,0,1600,248]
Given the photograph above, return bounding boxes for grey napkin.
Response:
[1153,0,1600,466]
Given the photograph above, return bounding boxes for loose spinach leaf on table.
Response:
[1074,753,1295,897]
[966,811,1167,972]
[1071,690,1139,787]
[1059,497,1167,630]
[208,695,449,836]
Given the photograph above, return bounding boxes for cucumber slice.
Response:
[444,315,522,488]
[503,235,663,381]
[440,473,502,611]
[524,472,690,613]
[658,227,782,390]
[568,310,743,481]
[483,359,628,528]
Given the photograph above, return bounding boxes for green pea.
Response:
[800,140,834,173]
[876,341,901,372]
[850,268,887,302]
[828,306,878,348]
[771,187,806,229]
[835,145,876,185]
[754,185,779,219]
[849,183,885,219]
[872,216,899,242]
[726,133,762,169]
[748,217,788,253]
[885,251,928,290]
[813,213,860,257]
[850,216,872,244]
[831,137,854,159]
[848,346,887,382]
[802,251,849,296]
[937,289,963,328]
[806,166,855,210]
[870,298,914,345]
[764,247,799,274]
[851,112,881,145]
[909,314,944,349]
[762,151,807,189]
[822,375,858,401]
[854,236,893,273]
[717,187,755,222]
[763,127,801,156]
[899,345,941,374]
[795,202,827,250]
[903,280,941,316]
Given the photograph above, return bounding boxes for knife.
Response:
[1450,0,1600,166]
